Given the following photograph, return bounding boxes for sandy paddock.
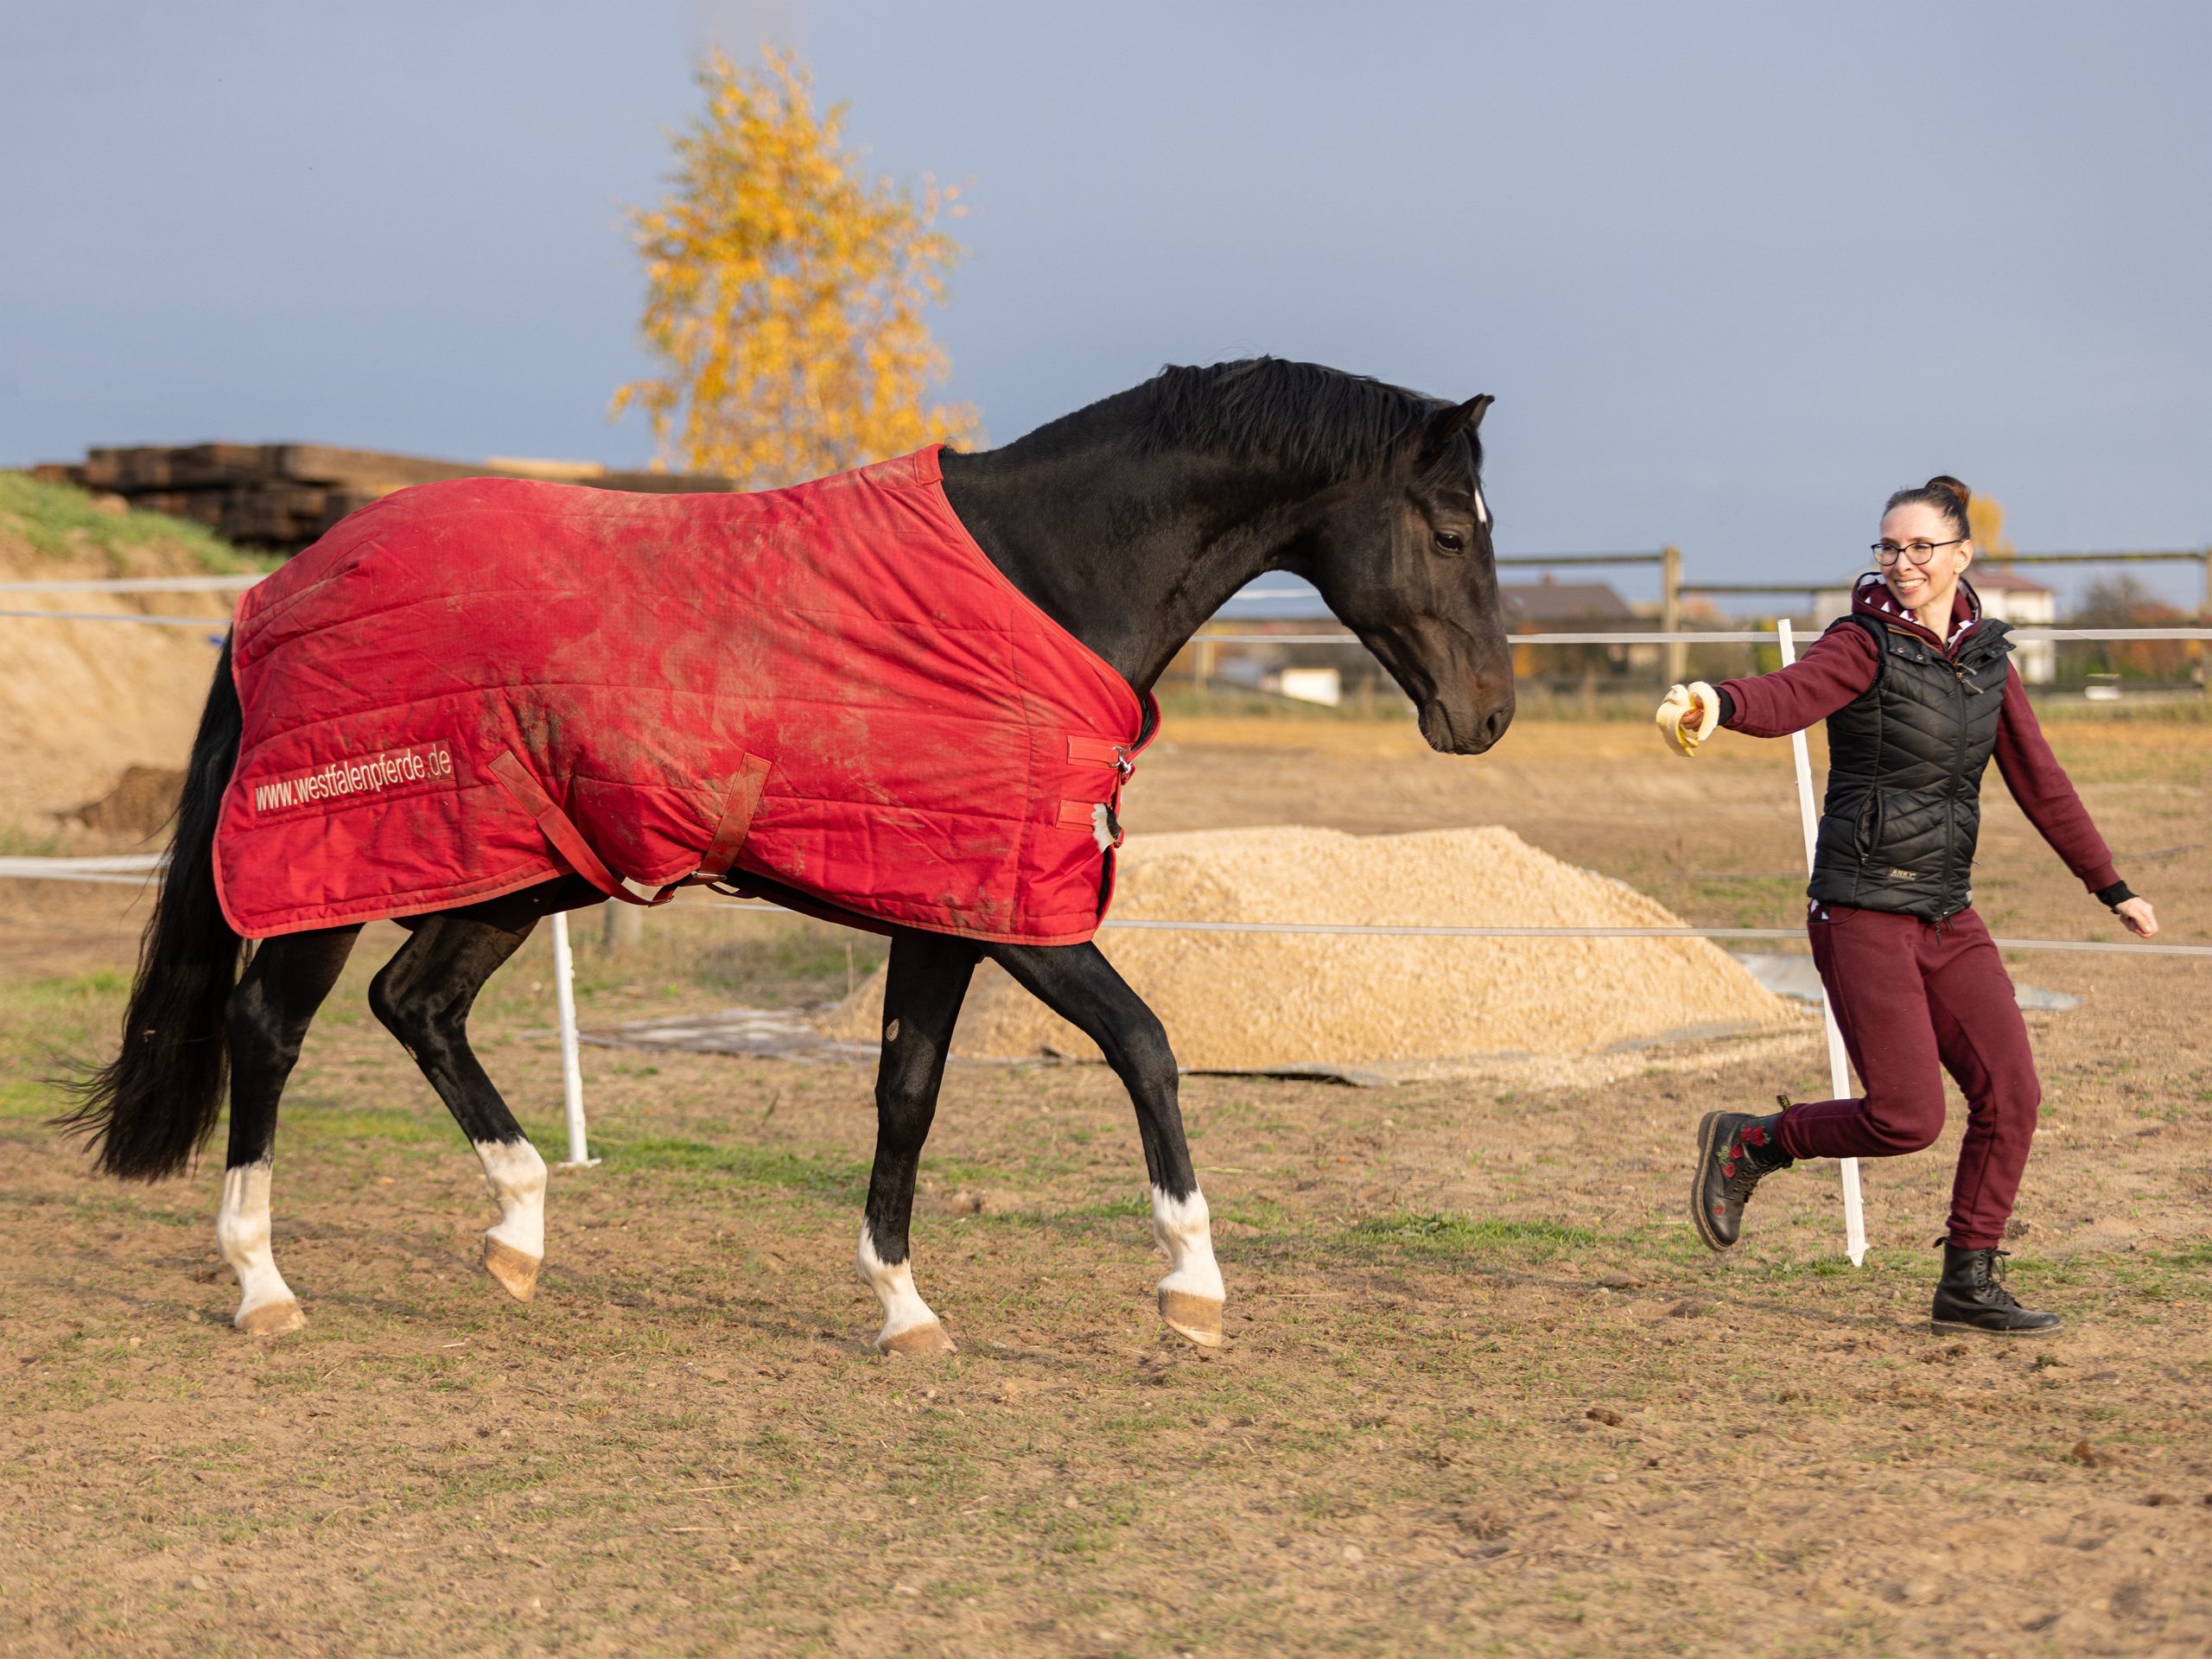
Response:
[3,714,2209,1656]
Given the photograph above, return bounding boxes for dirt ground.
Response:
[4,715,2210,1656]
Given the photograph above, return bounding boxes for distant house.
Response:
[1811,568,2056,683]
[1500,576,1634,626]
[1498,577,1651,684]
[1972,569,2059,683]
[1199,575,1653,700]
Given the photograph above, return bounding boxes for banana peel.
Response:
[1656,681,1720,757]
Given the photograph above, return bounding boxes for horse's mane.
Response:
[1140,357,1453,480]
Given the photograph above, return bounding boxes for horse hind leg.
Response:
[858,931,978,1355]
[367,906,549,1302]
[219,925,362,1333]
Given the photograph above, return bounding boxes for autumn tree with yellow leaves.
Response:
[1967,493,2012,563]
[613,50,980,487]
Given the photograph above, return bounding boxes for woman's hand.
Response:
[2115,896,2158,938]
[1656,681,1720,757]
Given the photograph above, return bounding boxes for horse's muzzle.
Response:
[1418,693,1514,755]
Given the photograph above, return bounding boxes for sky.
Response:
[4,1,2208,608]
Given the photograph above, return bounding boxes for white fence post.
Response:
[1777,620,1866,1265]
[549,912,596,1168]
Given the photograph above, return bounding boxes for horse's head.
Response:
[1297,394,1515,754]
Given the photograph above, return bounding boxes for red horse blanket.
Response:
[213,447,1151,944]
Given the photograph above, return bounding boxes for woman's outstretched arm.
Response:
[1992,664,2158,936]
[1709,623,1880,738]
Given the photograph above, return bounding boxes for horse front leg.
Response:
[859,931,979,1355]
[988,941,1225,1347]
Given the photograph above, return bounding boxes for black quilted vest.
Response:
[1808,609,2015,922]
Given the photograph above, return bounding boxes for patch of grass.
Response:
[2032,1237,2212,1305]
[278,1101,450,1147]
[0,1079,65,1122]
[0,470,276,575]
[0,972,131,1115]
[0,824,73,857]
[689,927,889,1000]
[590,1132,865,1198]
[3,967,129,1014]
[1349,1211,1602,1260]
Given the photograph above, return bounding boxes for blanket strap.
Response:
[493,749,775,907]
[489,751,672,907]
[688,753,773,887]
[1067,735,1136,779]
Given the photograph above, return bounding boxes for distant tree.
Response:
[2070,573,2190,680]
[1967,493,2012,561]
[2070,573,2162,627]
[612,50,980,488]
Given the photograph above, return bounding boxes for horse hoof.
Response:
[876,1319,956,1357]
[484,1238,541,1302]
[235,1298,305,1337]
[1159,1288,1224,1348]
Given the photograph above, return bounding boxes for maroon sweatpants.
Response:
[1775,904,2041,1249]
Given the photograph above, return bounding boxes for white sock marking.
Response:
[857,1224,942,1346]
[474,1139,547,1261]
[216,1160,297,1322]
[1149,1185,1225,1305]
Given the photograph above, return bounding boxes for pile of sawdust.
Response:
[0,476,251,837]
[822,825,1803,1075]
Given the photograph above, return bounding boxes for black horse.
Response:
[64,357,1515,1353]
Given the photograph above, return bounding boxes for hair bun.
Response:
[1923,474,1971,512]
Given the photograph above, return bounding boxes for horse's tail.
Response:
[56,642,247,1180]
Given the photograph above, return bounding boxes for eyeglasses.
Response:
[1871,538,1965,567]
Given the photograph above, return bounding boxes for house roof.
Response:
[1968,566,2054,594]
[1502,579,1634,623]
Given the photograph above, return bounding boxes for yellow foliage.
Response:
[1967,493,2012,558]
[612,50,980,487]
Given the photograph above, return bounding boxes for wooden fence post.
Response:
[1661,544,1684,683]
[602,901,644,951]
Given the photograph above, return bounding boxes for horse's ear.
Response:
[1418,395,1494,461]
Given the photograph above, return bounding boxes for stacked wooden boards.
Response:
[32,444,734,552]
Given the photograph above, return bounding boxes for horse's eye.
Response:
[1433,531,1465,556]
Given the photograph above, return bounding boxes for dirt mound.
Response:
[0,474,260,839]
[65,765,186,836]
[823,824,1799,1071]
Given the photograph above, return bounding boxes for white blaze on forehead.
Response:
[474,1139,547,1262]
[1472,486,1491,530]
[1149,1185,1225,1305]
[217,1160,298,1321]
[857,1224,943,1346]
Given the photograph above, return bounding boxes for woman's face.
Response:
[1877,500,1972,617]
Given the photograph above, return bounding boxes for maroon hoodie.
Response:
[1714,575,2120,896]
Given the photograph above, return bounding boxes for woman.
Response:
[1654,475,2158,1335]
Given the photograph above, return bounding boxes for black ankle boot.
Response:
[1930,1243,2063,1336]
[1691,1108,1791,1251]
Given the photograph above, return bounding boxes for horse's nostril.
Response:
[1478,705,1512,750]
